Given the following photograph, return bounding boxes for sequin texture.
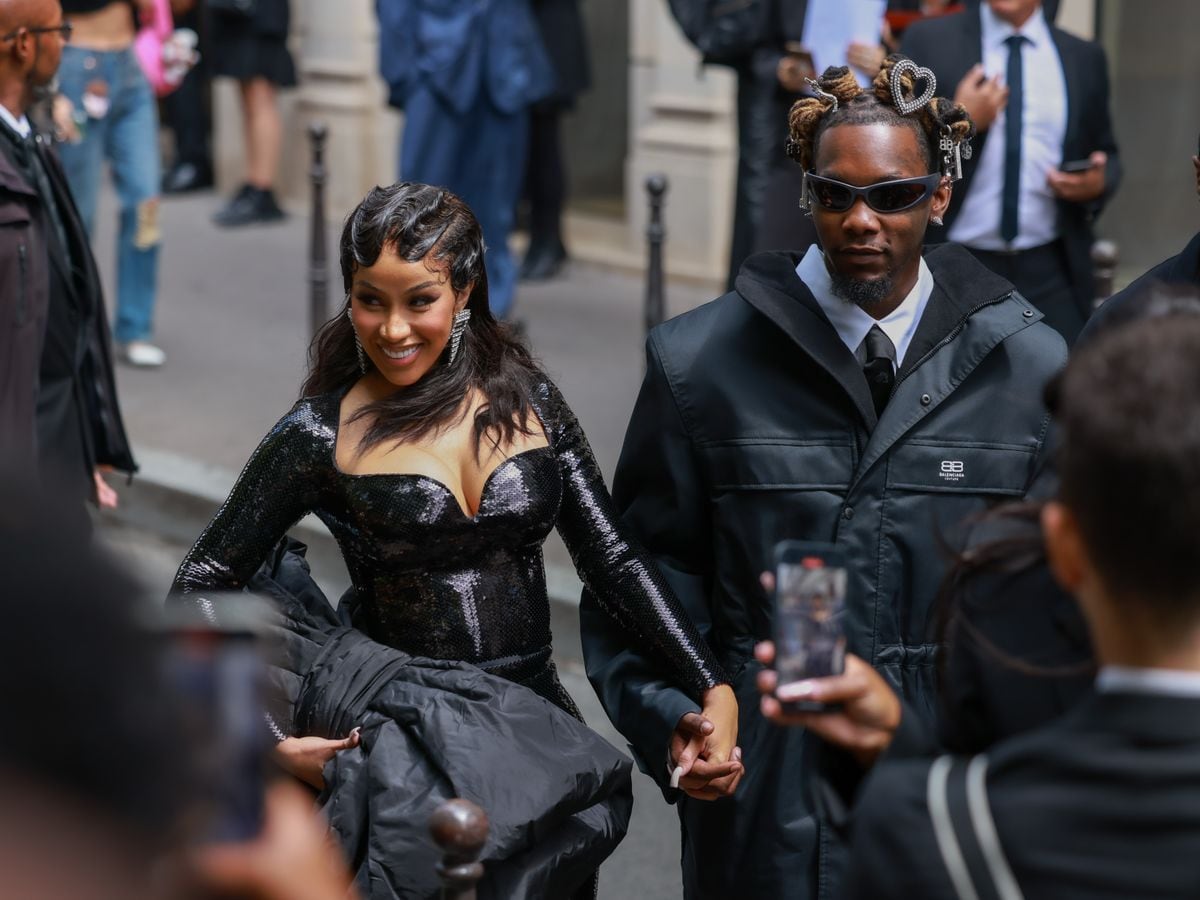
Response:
[171,379,726,706]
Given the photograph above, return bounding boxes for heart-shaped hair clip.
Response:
[890,58,937,116]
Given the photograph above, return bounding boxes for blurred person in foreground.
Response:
[902,0,1120,344]
[56,0,167,366]
[0,482,357,900]
[0,0,134,521]
[841,313,1200,898]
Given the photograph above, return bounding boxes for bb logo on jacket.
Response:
[939,460,966,482]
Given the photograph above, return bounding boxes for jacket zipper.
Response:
[15,242,26,325]
[893,291,1015,389]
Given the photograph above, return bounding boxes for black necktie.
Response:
[861,325,896,416]
[1000,34,1028,243]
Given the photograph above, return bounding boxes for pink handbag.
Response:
[134,0,180,97]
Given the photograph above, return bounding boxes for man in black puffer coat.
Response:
[580,57,1065,899]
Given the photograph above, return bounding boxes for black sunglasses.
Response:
[803,172,943,214]
[1,22,73,42]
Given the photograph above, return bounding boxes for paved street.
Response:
[89,185,723,899]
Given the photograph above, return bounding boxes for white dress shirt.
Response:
[947,4,1067,251]
[795,244,934,367]
[0,103,32,139]
[1096,666,1200,699]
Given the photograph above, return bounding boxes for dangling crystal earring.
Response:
[347,306,367,374]
[448,309,471,364]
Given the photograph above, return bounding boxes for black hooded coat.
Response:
[250,541,633,900]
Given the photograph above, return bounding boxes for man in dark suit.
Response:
[0,0,135,518]
[902,0,1120,344]
[845,312,1200,899]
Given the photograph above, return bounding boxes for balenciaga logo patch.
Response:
[939,460,965,482]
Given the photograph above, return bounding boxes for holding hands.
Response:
[669,684,743,800]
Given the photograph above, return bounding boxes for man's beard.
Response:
[830,270,894,310]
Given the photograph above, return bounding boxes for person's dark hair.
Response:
[0,483,198,845]
[303,183,543,457]
[786,55,975,174]
[1051,313,1200,621]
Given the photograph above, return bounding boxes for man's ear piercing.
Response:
[930,216,944,226]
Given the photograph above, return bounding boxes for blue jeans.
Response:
[400,85,527,320]
[58,46,161,344]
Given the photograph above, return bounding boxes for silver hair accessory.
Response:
[890,58,937,116]
[798,169,812,214]
[347,305,367,374]
[448,308,471,364]
[803,77,839,113]
[939,126,964,181]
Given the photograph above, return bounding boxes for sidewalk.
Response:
[95,185,720,624]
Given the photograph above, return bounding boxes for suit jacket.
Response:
[375,0,555,114]
[847,690,1200,900]
[901,8,1121,321]
[581,244,1064,899]
[0,126,133,493]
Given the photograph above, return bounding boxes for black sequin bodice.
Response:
[172,380,725,700]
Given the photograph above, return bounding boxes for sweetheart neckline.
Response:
[333,444,556,520]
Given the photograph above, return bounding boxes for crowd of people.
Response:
[7,0,1200,898]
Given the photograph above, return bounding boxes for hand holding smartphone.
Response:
[771,541,848,713]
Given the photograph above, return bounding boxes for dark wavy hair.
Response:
[303,183,543,457]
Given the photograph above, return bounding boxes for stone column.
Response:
[626,0,737,283]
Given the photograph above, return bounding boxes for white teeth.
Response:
[381,345,420,360]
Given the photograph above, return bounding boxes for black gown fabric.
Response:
[172,377,725,708]
[248,539,633,900]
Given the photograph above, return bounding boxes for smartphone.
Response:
[1060,158,1097,173]
[165,616,268,843]
[772,541,848,713]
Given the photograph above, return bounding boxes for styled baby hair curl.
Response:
[786,54,976,175]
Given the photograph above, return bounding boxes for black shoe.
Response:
[213,186,286,227]
[162,161,213,194]
[520,238,567,281]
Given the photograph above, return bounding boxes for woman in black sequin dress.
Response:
[170,184,739,893]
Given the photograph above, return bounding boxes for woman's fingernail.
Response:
[670,766,685,789]
[776,681,816,701]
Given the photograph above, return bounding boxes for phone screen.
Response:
[772,542,848,712]
[166,627,267,843]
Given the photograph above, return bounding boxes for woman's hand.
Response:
[272,730,361,790]
[668,685,743,801]
[755,643,900,768]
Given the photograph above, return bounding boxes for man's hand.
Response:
[1046,151,1108,204]
[846,41,885,78]
[777,52,816,93]
[953,64,1008,131]
[754,643,901,768]
[669,710,743,801]
[272,730,360,790]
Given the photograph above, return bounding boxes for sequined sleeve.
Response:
[536,380,728,698]
[171,401,330,597]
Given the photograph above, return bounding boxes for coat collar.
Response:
[1069,689,1200,746]
[735,251,881,431]
[734,244,1027,447]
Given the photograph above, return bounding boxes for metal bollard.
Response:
[308,122,330,340]
[1091,239,1118,309]
[430,798,489,900]
[644,174,669,338]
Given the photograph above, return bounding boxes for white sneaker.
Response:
[121,340,166,367]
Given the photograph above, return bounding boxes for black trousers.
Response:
[523,105,566,247]
[968,240,1085,345]
[162,7,211,170]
